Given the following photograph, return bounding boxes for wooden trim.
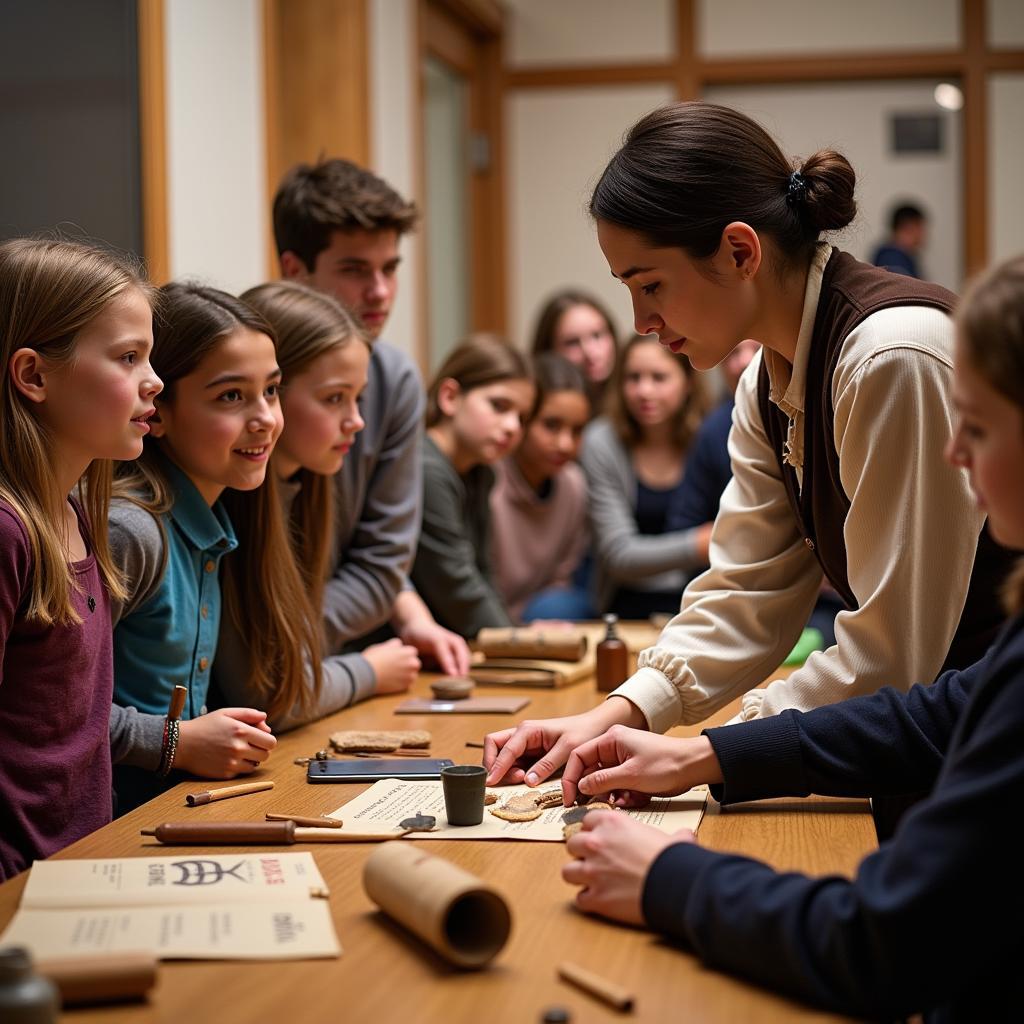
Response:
[505,63,676,89]
[423,1,476,75]
[675,0,699,100]
[136,0,169,284]
[432,0,501,36]
[962,0,988,274]
[265,0,370,174]
[414,0,430,374]
[471,30,506,333]
[262,0,282,278]
[984,50,1024,70]
[700,50,966,85]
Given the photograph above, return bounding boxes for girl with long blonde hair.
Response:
[0,238,161,878]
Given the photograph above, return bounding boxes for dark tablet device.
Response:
[307,758,454,783]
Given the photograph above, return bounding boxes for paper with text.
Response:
[19,852,329,909]
[0,901,340,960]
[330,780,706,841]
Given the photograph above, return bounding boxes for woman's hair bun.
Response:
[797,149,857,233]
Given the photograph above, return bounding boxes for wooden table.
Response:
[0,631,877,1023]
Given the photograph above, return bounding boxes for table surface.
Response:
[0,625,877,1023]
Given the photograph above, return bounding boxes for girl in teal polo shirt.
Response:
[108,283,320,814]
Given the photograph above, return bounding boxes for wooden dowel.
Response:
[557,961,635,1012]
[465,741,486,749]
[266,812,342,828]
[167,684,187,723]
[185,780,274,806]
[39,953,157,1006]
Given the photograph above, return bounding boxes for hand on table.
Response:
[483,697,646,788]
[176,708,276,779]
[561,726,723,808]
[562,811,696,925]
[398,618,471,677]
[364,638,421,695]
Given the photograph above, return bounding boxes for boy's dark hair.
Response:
[273,158,419,270]
[891,203,925,232]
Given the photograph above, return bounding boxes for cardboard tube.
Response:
[363,844,511,969]
[38,953,157,1006]
[475,627,587,662]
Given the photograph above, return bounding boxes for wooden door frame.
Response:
[418,0,506,367]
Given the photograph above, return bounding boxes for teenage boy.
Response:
[273,158,470,675]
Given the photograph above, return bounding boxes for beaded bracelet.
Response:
[158,718,180,778]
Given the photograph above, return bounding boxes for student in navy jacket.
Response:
[559,254,1024,1024]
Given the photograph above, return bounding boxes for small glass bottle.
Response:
[0,947,59,1024]
[596,614,629,693]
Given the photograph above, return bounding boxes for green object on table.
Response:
[784,627,824,666]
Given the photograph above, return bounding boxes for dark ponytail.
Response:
[590,101,857,270]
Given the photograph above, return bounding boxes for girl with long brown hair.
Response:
[0,238,161,878]
[108,282,319,813]
[212,281,419,726]
[582,334,715,617]
[412,334,534,638]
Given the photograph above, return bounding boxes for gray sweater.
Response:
[211,478,376,731]
[580,416,706,613]
[410,435,512,638]
[323,340,425,649]
[106,501,171,771]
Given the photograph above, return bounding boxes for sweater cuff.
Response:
[610,667,682,733]
[642,841,723,942]
[109,705,165,771]
[348,653,377,705]
[702,711,806,805]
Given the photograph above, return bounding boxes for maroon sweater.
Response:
[0,500,113,880]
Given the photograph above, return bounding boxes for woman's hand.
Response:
[562,811,697,925]
[483,697,646,788]
[175,708,276,779]
[561,726,722,807]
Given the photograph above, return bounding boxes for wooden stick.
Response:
[465,740,485,749]
[167,684,187,723]
[557,961,635,1013]
[142,821,418,844]
[185,780,274,806]
[266,812,342,829]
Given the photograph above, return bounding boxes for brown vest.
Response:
[756,249,1011,672]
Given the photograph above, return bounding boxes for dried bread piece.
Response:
[562,801,618,843]
[489,803,543,822]
[329,729,431,753]
[484,790,499,805]
[534,788,564,809]
[562,821,585,840]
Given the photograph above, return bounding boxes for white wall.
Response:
[989,74,1024,264]
[506,84,676,348]
[505,0,673,67]
[705,81,963,289]
[164,0,267,293]
[368,0,421,362]
[698,0,959,57]
[989,0,1024,48]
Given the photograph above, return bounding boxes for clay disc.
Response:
[430,677,475,700]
